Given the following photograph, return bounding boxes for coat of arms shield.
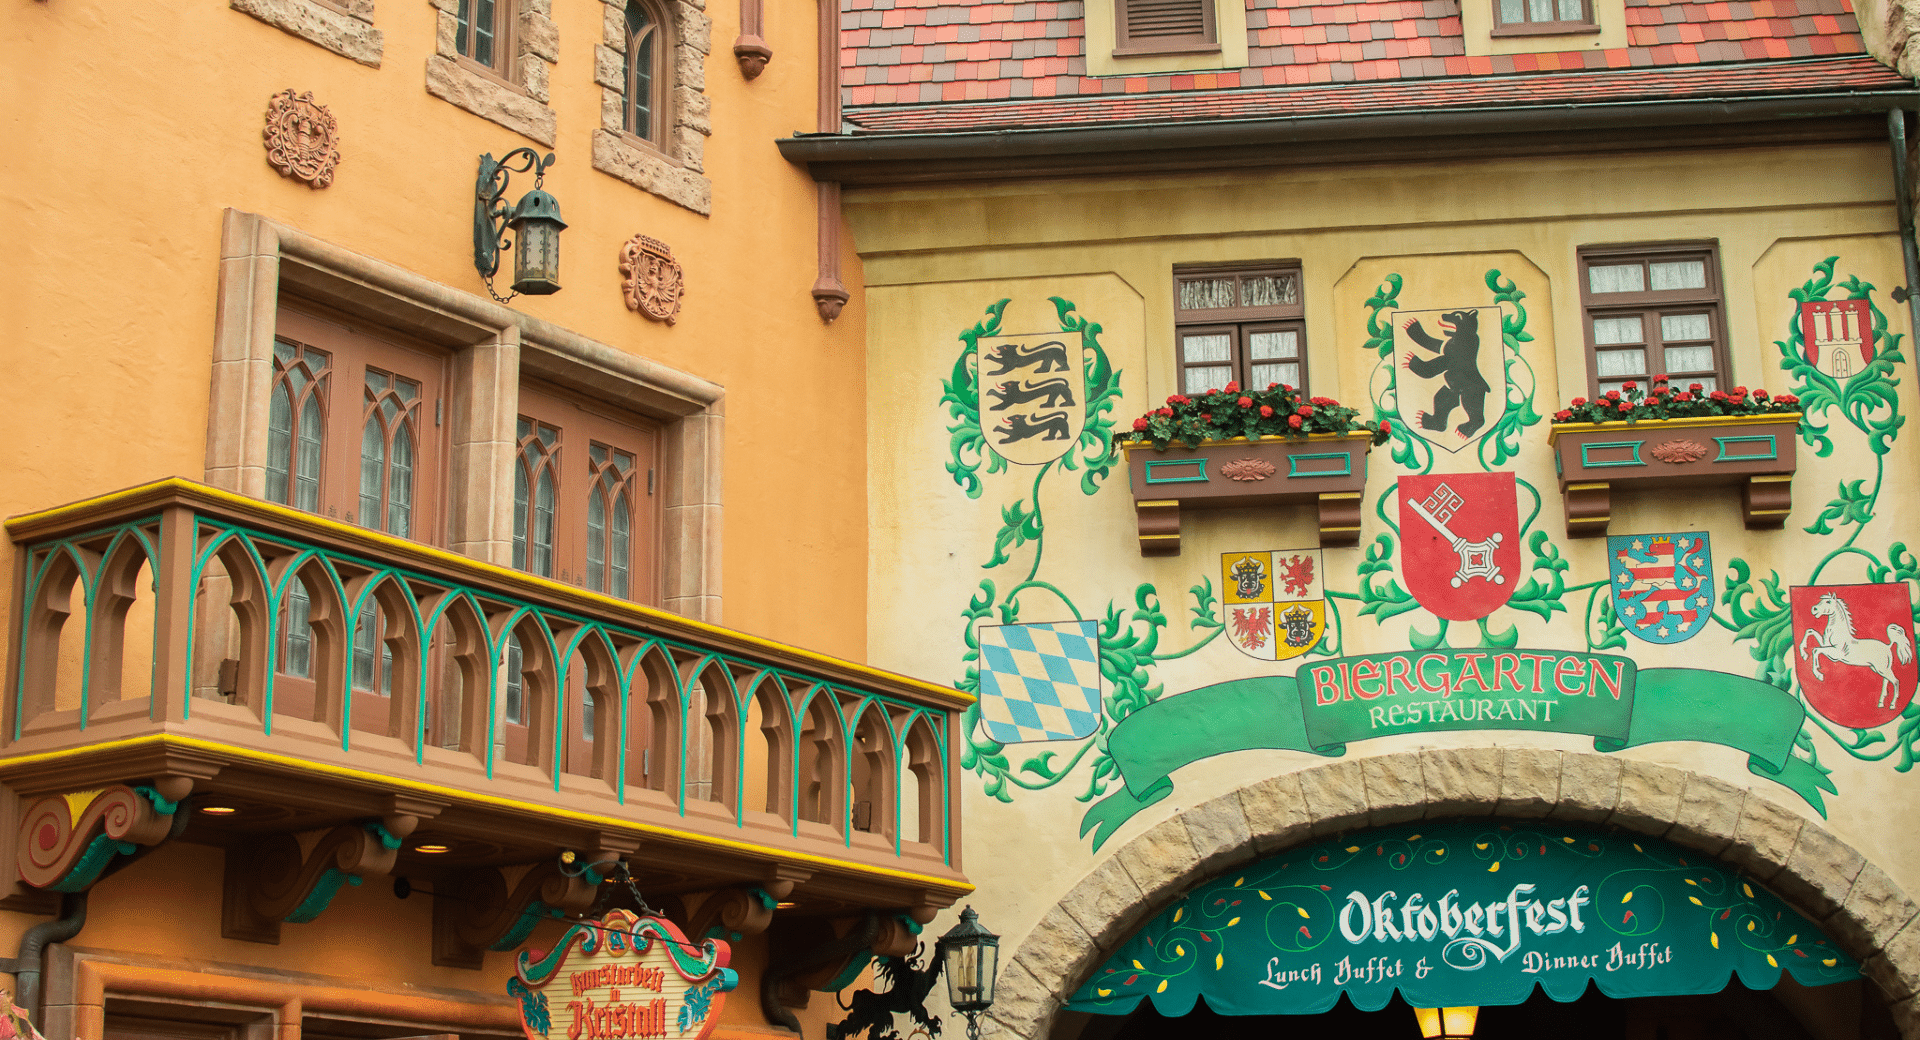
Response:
[1396,472,1520,621]
[977,331,1085,465]
[1608,533,1713,644]
[1221,549,1325,661]
[1392,307,1506,453]
[976,620,1103,744]
[1800,299,1874,380]
[1791,583,1918,730]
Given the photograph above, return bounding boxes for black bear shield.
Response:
[977,330,1085,466]
[1392,307,1506,454]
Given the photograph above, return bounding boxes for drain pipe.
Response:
[1888,108,1920,338]
[12,892,87,1026]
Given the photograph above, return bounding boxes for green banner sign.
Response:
[1066,821,1859,1016]
[1081,651,1827,850]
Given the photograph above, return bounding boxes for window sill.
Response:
[591,129,712,216]
[1490,21,1600,36]
[1111,41,1222,57]
[230,0,383,67]
[425,55,555,146]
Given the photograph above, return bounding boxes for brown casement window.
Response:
[1494,0,1597,34]
[1173,263,1308,395]
[1115,0,1218,54]
[267,308,448,723]
[1578,243,1729,398]
[513,382,662,599]
[454,0,513,74]
[624,0,667,144]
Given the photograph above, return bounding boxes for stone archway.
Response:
[985,749,1920,1040]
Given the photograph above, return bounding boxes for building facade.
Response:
[779,0,1920,1037]
[0,3,970,1039]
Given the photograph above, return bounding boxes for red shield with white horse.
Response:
[1791,583,1918,729]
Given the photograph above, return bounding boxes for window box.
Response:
[1124,432,1375,555]
[1547,413,1801,537]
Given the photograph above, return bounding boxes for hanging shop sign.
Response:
[510,909,737,1040]
[1067,821,1859,1016]
[1080,649,1825,844]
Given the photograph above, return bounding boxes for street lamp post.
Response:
[936,907,999,1040]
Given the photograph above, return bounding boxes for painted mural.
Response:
[936,256,1915,856]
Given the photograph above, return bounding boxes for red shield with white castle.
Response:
[1791,583,1918,730]
[1397,472,1520,621]
[1800,299,1873,380]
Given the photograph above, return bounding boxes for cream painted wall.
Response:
[852,143,1920,993]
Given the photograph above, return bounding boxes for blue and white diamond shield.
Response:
[976,620,1103,744]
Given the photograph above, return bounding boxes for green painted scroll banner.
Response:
[1064,821,1860,1016]
[1081,649,1829,851]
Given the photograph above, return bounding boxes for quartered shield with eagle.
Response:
[1221,550,1325,662]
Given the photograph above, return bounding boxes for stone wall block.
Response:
[1546,753,1621,823]
[1775,824,1866,919]
[603,1,628,48]
[1300,761,1369,837]
[1239,772,1312,854]
[983,957,1059,1040]
[521,11,560,61]
[1116,816,1203,899]
[1496,747,1561,818]
[676,87,713,134]
[1421,747,1502,817]
[231,0,385,67]
[595,44,626,90]
[426,56,556,146]
[1011,903,1104,1005]
[1060,854,1150,950]
[1826,861,1920,956]
[1727,795,1804,881]
[1363,753,1427,825]
[1182,793,1256,876]
[677,5,714,54]
[590,129,712,215]
[1608,760,1683,835]
[676,41,707,92]
[1666,773,1743,855]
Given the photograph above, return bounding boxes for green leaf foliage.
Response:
[1803,479,1874,536]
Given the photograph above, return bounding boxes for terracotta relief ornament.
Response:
[620,234,686,324]
[1219,458,1277,482]
[263,89,340,189]
[1648,439,1710,464]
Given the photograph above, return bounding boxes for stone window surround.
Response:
[591,0,715,217]
[230,0,385,68]
[425,0,562,147]
[210,209,724,622]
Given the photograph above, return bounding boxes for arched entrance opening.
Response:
[1048,816,1895,1040]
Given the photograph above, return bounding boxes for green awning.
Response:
[1067,821,1858,1016]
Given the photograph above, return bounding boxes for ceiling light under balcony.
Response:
[413,843,453,855]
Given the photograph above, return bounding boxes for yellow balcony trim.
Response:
[1547,412,1801,446]
[7,478,972,710]
[0,733,974,896]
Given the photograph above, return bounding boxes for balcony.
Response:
[2,479,969,957]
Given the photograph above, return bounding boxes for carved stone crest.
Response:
[619,234,685,325]
[263,89,340,188]
[1220,458,1277,482]
[1649,439,1710,464]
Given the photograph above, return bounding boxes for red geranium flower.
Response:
[1755,389,1770,401]
[1297,405,1315,416]
[1156,407,1175,418]
[1606,390,1621,401]
[1289,415,1304,428]
[1225,381,1241,393]
[1690,382,1705,392]
[1623,380,1638,391]
[1132,417,1150,431]
[1379,419,1391,431]
[1238,396,1254,408]
[1555,409,1573,421]
[1268,382,1281,390]
[1200,412,1213,422]
[1571,397,1587,407]
[1259,405,1274,417]
[1676,391,1694,402]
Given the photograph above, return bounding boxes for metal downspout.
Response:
[13,892,87,1026]
[1888,108,1920,338]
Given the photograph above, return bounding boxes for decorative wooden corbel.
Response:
[690,883,784,943]
[18,785,180,892]
[432,858,605,969]
[221,821,404,944]
[764,912,883,1031]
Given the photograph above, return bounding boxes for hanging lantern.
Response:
[508,187,566,296]
[1414,1006,1480,1040]
[937,906,999,1040]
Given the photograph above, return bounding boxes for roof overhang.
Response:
[779,89,1920,186]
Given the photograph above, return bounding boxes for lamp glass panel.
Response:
[977,942,998,1005]
[1414,1008,1443,1039]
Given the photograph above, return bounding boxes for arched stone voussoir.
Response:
[1002,750,1920,1040]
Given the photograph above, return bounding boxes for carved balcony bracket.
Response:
[690,885,781,943]
[432,857,607,969]
[1125,435,1375,555]
[764,912,881,1029]
[221,821,404,944]
[18,785,180,893]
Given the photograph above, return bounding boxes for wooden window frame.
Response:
[514,380,663,605]
[1577,241,1730,398]
[1114,0,1220,56]
[452,0,517,80]
[1491,0,1598,36]
[621,0,671,147]
[1172,262,1309,395]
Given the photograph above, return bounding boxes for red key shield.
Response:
[1791,583,1917,730]
[1397,472,1521,621]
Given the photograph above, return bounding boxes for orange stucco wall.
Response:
[0,0,868,659]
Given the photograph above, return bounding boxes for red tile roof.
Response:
[841,0,1876,115]
[841,53,1905,131]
